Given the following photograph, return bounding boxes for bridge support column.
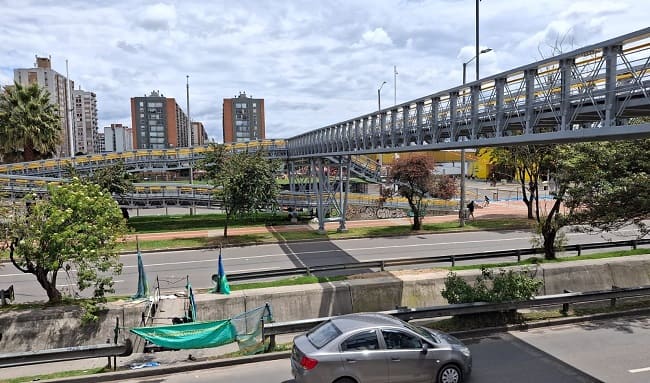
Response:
[337,155,351,233]
[604,45,622,128]
[312,158,326,234]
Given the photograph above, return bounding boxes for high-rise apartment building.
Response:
[72,89,98,154]
[104,123,133,152]
[14,56,74,157]
[191,121,208,146]
[96,132,106,152]
[222,92,265,143]
[130,90,189,149]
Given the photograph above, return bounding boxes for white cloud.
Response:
[0,0,647,142]
[360,28,393,46]
[138,3,177,31]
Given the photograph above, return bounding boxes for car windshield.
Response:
[402,322,441,344]
[307,320,342,349]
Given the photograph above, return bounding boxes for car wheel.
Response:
[437,364,461,383]
[333,378,357,383]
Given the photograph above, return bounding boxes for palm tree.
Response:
[0,82,61,163]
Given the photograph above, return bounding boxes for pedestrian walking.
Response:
[467,200,475,220]
[484,195,490,207]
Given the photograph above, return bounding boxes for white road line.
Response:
[629,367,650,374]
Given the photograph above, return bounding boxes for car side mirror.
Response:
[421,343,429,354]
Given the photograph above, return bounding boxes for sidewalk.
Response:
[127,200,531,242]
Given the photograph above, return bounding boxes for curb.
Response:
[43,307,650,382]
[43,351,292,383]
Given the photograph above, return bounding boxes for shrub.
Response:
[441,267,543,304]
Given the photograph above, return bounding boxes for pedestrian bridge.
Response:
[1,28,650,231]
[287,27,650,156]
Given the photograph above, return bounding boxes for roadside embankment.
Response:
[2,253,650,354]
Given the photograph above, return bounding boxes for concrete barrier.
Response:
[3,254,650,353]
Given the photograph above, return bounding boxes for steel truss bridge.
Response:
[2,28,650,232]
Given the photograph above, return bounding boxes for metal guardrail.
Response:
[215,239,650,283]
[262,285,650,339]
[0,339,132,368]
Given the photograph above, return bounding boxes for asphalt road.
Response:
[118,315,650,382]
[0,228,643,303]
[118,331,601,383]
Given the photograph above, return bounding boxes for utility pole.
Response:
[186,75,194,216]
[394,65,398,105]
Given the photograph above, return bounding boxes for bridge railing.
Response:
[263,285,650,343]
[286,27,650,157]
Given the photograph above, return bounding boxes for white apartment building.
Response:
[72,89,98,154]
[13,56,74,157]
[104,123,133,152]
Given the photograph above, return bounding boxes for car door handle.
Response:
[346,359,357,363]
[391,357,401,362]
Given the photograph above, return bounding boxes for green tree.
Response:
[6,178,128,304]
[0,82,61,163]
[484,145,555,219]
[528,139,650,259]
[81,161,135,219]
[388,155,436,230]
[199,143,280,238]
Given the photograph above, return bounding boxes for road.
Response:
[0,228,643,303]
[119,315,650,383]
[118,325,608,383]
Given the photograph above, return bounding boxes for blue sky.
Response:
[0,0,648,142]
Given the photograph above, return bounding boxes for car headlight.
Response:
[458,346,471,358]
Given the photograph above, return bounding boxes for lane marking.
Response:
[629,367,650,374]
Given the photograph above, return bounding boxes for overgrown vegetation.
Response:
[2,178,128,321]
[442,266,543,324]
[198,143,281,237]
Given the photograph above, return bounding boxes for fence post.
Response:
[113,316,119,371]
[106,338,112,369]
[516,249,521,263]
[577,245,582,257]
[611,285,620,307]
[451,255,455,267]
[561,289,572,315]
[380,260,385,272]
[306,266,311,276]
[632,240,638,250]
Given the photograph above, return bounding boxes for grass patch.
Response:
[0,367,109,383]
[448,248,650,271]
[230,275,346,291]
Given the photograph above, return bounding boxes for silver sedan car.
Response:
[291,312,472,383]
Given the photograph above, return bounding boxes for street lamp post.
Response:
[186,75,194,215]
[459,0,492,227]
[459,48,492,226]
[377,81,387,111]
[377,81,387,169]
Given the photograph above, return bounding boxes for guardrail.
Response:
[262,285,650,347]
[215,238,650,283]
[0,339,132,368]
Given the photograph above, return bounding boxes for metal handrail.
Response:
[215,239,650,283]
[0,339,132,368]
[263,285,650,337]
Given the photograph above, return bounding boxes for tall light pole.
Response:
[460,0,490,227]
[393,65,399,105]
[186,75,194,215]
[377,81,387,111]
[377,81,387,168]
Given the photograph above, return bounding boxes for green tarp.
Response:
[131,319,238,350]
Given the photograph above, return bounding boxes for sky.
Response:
[0,0,648,143]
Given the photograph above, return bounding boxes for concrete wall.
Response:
[3,254,650,353]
